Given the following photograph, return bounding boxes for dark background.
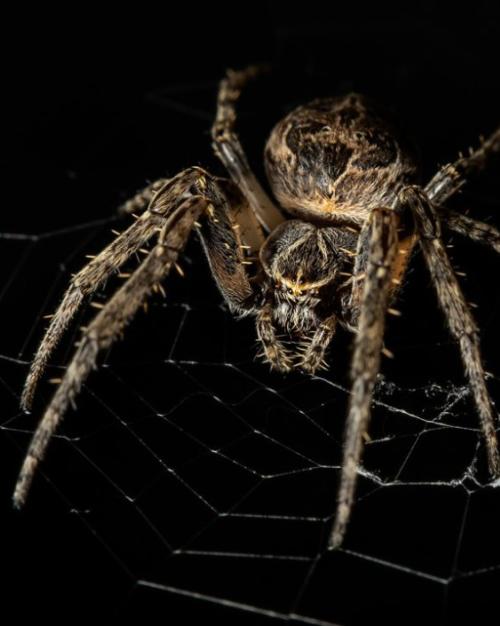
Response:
[2,3,500,625]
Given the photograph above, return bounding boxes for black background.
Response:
[2,3,500,625]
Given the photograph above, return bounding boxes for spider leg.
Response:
[403,185,500,476]
[425,127,500,206]
[117,177,169,216]
[329,208,398,549]
[297,315,337,373]
[342,216,415,333]
[212,65,284,231]
[196,180,264,313]
[439,209,500,255]
[14,197,205,508]
[22,168,237,411]
[342,216,381,331]
[16,168,262,506]
[21,205,167,410]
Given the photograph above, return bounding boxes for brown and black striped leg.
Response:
[14,199,205,508]
[21,201,168,410]
[16,166,265,506]
[425,127,500,205]
[404,185,500,476]
[196,181,264,314]
[439,208,500,254]
[212,65,284,231]
[329,209,398,549]
[22,169,256,411]
[343,217,374,330]
[117,177,169,216]
[21,169,209,411]
[341,213,408,332]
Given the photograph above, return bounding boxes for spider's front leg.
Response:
[15,168,259,507]
[21,180,175,410]
[329,208,399,549]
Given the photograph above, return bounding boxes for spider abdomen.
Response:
[264,94,419,224]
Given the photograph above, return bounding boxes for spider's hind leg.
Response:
[425,126,500,205]
[212,65,284,232]
[425,124,500,252]
[440,208,500,255]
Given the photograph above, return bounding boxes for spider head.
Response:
[259,220,356,333]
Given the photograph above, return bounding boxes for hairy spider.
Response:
[14,65,500,549]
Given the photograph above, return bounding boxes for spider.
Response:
[14,65,500,549]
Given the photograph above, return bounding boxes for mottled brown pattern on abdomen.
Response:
[264,94,419,224]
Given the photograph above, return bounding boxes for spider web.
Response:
[2,74,500,625]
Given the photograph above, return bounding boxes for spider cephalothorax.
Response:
[257,220,357,356]
[260,220,357,324]
[14,65,500,551]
